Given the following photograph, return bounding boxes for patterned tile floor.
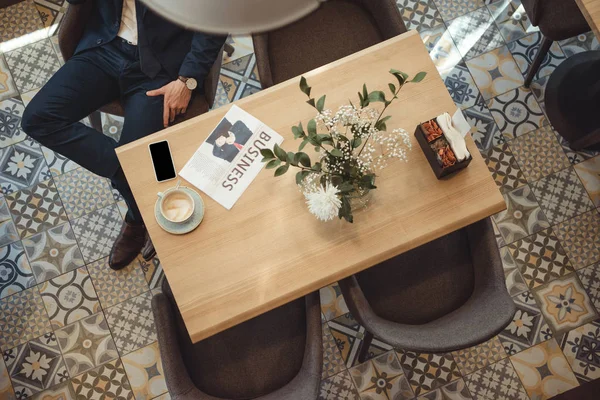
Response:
[1,1,600,399]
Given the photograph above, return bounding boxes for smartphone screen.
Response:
[149,141,177,182]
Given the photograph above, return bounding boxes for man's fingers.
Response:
[163,102,169,127]
[146,87,165,96]
[169,107,175,123]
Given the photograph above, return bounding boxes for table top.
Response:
[576,0,600,38]
[116,30,506,343]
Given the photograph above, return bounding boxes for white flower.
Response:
[305,183,341,221]
[507,310,534,337]
[6,151,35,179]
[20,351,50,382]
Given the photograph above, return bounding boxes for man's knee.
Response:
[21,97,49,139]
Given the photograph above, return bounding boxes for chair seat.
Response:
[267,1,384,84]
[521,0,590,40]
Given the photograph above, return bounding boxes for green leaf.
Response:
[260,148,275,159]
[291,125,304,139]
[338,181,354,193]
[306,98,316,108]
[388,83,396,94]
[375,116,391,131]
[287,151,296,164]
[330,148,343,157]
[316,95,326,112]
[273,143,287,161]
[296,170,311,185]
[389,69,409,86]
[352,137,362,148]
[339,196,353,223]
[274,164,289,177]
[368,91,387,103]
[298,138,309,151]
[409,71,427,83]
[307,119,317,136]
[265,159,281,169]
[299,76,311,97]
[297,152,311,167]
[362,84,368,100]
[312,162,322,172]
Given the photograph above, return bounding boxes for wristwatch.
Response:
[178,76,197,90]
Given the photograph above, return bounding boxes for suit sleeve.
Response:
[179,33,227,92]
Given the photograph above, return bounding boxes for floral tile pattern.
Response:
[0,0,43,44]
[435,0,485,21]
[0,241,35,299]
[0,54,18,103]
[510,339,579,399]
[71,204,122,264]
[105,291,156,356]
[322,323,346,379]
[55,312,118,376]
[559,32,600,57]
[482,142,527,193]
[396,350,461,396]
[138,256,164,290]
[451,336,506,375]
[220,53,261,102]
[466,45,523,101]
[488,86,547,140]
[34,0,67,37]
[0,97,26,149]
[419,24,463,72]
[417,378,472,400]
[441,62,484,110]
[463,358,528,400]
[463,103,504,151]
[507,32,567,81]
[54,168,114,220]
[506,228,574,289]
[318,370,360,400]
[86,256,148,309]
[501,246,528,296]
[121,342,167,400]
[447,7,505,60]
[553,128,600,166]
[350,351,414,400]
[554,210,600,270]
[559,320,600,383]
[320,283,349,322]
[30,381,73,400]
[509,126,571,182]
[0,287,51,351]
[22,222,84,283]
[574,156,600,207]
[41,146,79,177]
[492,185,550,245]
[396,0,444,31]
[101,113,123,143]
[4,39,59,93]
[69,358,133,400]
[0,198,19,247]
[487,0,536,43]
[0,138,50,195]
[578,264,600,312]
[39,267,100,330]
[533,274,597,336]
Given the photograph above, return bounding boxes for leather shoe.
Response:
[109,221,147,270]
[141,233,156,261]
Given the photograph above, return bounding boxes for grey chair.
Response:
[152,280,322,400]
[252,0,407,89]
[339,218,515,360]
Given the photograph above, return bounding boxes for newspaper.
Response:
[179,105,284,210]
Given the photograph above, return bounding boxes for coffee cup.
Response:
[157,185,195,224]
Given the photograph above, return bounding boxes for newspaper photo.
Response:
[179,105,284,210]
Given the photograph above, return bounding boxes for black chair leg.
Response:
[89,110,103,133]
[224,43,234,58]
[357,331,374,364]
[524,36,553,88]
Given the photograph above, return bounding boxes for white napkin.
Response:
[436,112,470,162]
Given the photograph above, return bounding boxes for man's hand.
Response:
[146,80,192,128]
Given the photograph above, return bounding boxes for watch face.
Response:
[186,78,198,90]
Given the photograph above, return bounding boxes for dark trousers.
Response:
[22,38,171,223]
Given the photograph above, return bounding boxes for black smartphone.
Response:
[148,140,177,182]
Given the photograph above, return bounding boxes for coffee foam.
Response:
[162,192,193,222]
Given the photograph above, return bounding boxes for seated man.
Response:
[22,0,226,270]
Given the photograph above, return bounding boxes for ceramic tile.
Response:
[101,113,123,143]
[552,127,600,166]
[105,291,156,356]
[397,0,444,31]
[0,287,51,351]
[396,350,461,396]
[463,358,528,400]
[416,378,472,400]
[507,228,574,289]
[492,184,550,245]
[499,291,553,355]
[554,210,600,270]
[71,204,122,264]
[55,312,118,376]
[507,32,566,82]
[320,282,349,322]
[488,86,547,140]
[322,323,346,379]
[509,125,571,182]
[211,80,230,110]
[463,103,504,151]
[0,197,19,247]
[220,53,261,102]
[69,358,133,400]
[6,178,68,239]
[487,0,537,43]
[435,0,485,21]
[493,217,506,247]
[139,256,164,290]
[0,240,35,300]
[534,274,597,336]
[39,267,101,330]
[419,24,463,73]
[22,222,84,283]
[222,35,252,64]
[5,38,60,93]
[318,370,360,400]
[0,138,50,195]
[510,339,579,399]
[559,320,600,383]
[531,168,594,225]
[447,7,505,60]
[441,62,485,109]
[34,0,67,37]
[349,351,414,400]
[30,381,74,400]
[121,341,167,400]
[86,256,148,309]
[54,168,114,220]
[451,336,506,375]
[501,246,528,296]
[0,54,18,102]
[574,156,600,207]
[328,313,393,367]
[529,74,549,115]
[40,145,79,178]
[0,97,26,149]
[0,357,16,400]
[578,263,600,313]
[0,0,44,44]
[466,45,523,100]
[559,32,600,57]
[482,142,527,193]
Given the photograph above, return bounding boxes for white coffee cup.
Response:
[157,184,195,224]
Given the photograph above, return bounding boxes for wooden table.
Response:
[116,30,505,343]
[576,0,600,38]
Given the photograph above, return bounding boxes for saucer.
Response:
[155,186,204,234]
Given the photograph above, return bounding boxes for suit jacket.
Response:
[213,144,239,163]
[229,121,253,146]
[66,0,227,91]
